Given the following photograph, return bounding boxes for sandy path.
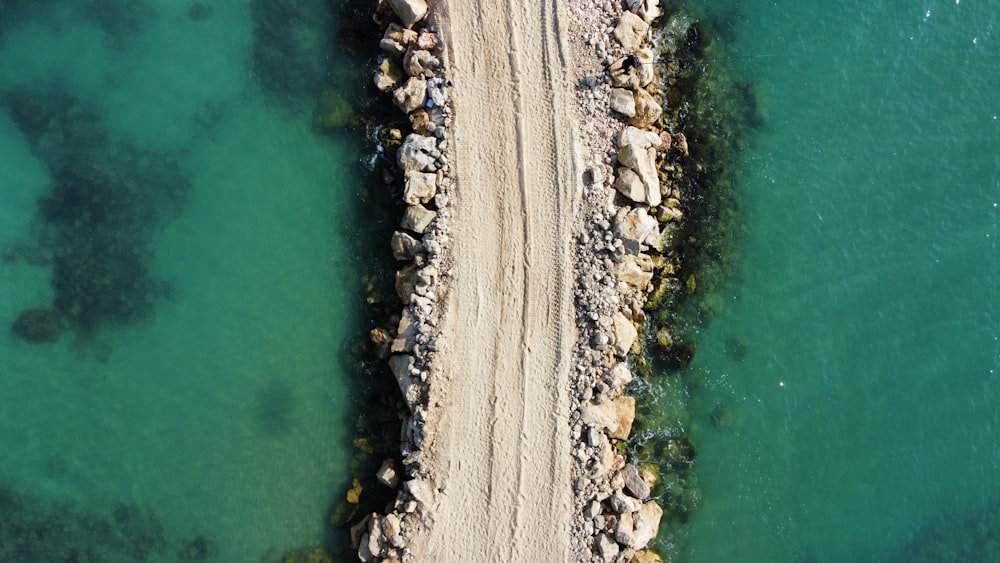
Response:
[420,0,581,559]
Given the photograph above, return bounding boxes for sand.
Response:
[414,0,583,559]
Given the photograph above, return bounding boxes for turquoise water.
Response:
[675,1,1000,561]
[0,2,369,560]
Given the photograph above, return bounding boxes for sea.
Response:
[672,0,1000,561]
[0,1,384,561]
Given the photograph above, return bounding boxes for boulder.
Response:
[389,354,419,411]
[403,48,437,77]
[374,57,404,92]
[391,307,419,353]
[617,127,661,206]
[610,88,637,118]
[616,207,660,254]
[597,534,620,560]
[382,513,404,548]
[12,309,63,343]
[608,363,634,391]
[613,313,638,356]
[426,78,449,107]
[616,510,636,547]
[370,327,392,359]
[383,23,417,52]
[609,396,636,440]
[416,31,438,50]
[395,262,420,299]
[631,550,665,563]
[376,459,399,488]
[614,254,654,290]
[609,490,639,514]
[392,76,427,113]
[401,204,436,234]
[580,400,619,432]
[403,170,437,204]
[609,49,656,90]
[614,11,649,52]
[621,464,651,500]
[625,0,662,24]
[397,134,439,172]
[614,167,644,203]
[388,0,428,27]
[629,88,662,129]
[405,478,435,505]
[391,230,421,261]
[632,501,664,548]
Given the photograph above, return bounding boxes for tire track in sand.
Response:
[418,0,580,559]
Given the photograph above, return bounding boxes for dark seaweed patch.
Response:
[0,486,169,562]
[3,85,189,342]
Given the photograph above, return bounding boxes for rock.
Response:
[426,78,448,107]
[621,464,651,500]
[609,490,639,514]
[396,262,420,300]
[376,459,399,488]
[409,109,431,135]
[392,76,427,113]
[370,327,392,359]
[617,127,661,206]
[614,254,654,290]
[383,23,417,51]
[632,501,664,548]
[403,170,437,204]
[350,515,373,550]
[609,395,636,440]
[609,88,637,118]
[389,354,419,410]
[616,510,636,547]
[382,513,403,548]
[585,500,602,519]
[406,478,435,505]
[614,11,649,52]
[597,534,620,560]
[388,0,428,27]
[580,400,618,432]
[629,88,662,129]
[608,363,634,391]
[401,204,436,234]
[609,49,656,90]
[374,57,405,91]
[391,231,421,261]
[617,207,660,254]
[416,31,437,50]
[391,307,418,353]
[397,134,439,172]
[613,313,638,356]
[586,426,602,447]
[625,0,661,24]
[591,332,610,351]
[358,532,375,562]
[403,48,437,77]
[631,549,665,563]
[614,167,644,203]
[12,309,63,343]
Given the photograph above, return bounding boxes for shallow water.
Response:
[673,1,1000,561]
[0,2,369,560]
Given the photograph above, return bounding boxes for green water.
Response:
[0,2,371,560]
[674,1,1000,561]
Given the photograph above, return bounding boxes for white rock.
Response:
[614,11,649,52]
[613,313,638,356]
[632,501,664,548]
[397,134,439,172]
[374,57,404,91]
[389,355,419,411]
[388,0,428,27]
[609,88,636,118]
[401,204,436,234]
[392,76,427,113]
[391,230,421,261]
[406,478,435,505]
[404,48,437,77]
[625,0,662,24]
[403,170,437,204]
[614,167,645,203]
[376,459,399,488]
[391,307,419,353]
[616,207,660,254]
[629,87,662,129]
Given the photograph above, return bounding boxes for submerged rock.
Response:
[11,309,64,343]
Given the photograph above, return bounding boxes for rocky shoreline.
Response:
[353,0,690,560]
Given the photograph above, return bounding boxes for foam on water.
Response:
[674,1,1000,560]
